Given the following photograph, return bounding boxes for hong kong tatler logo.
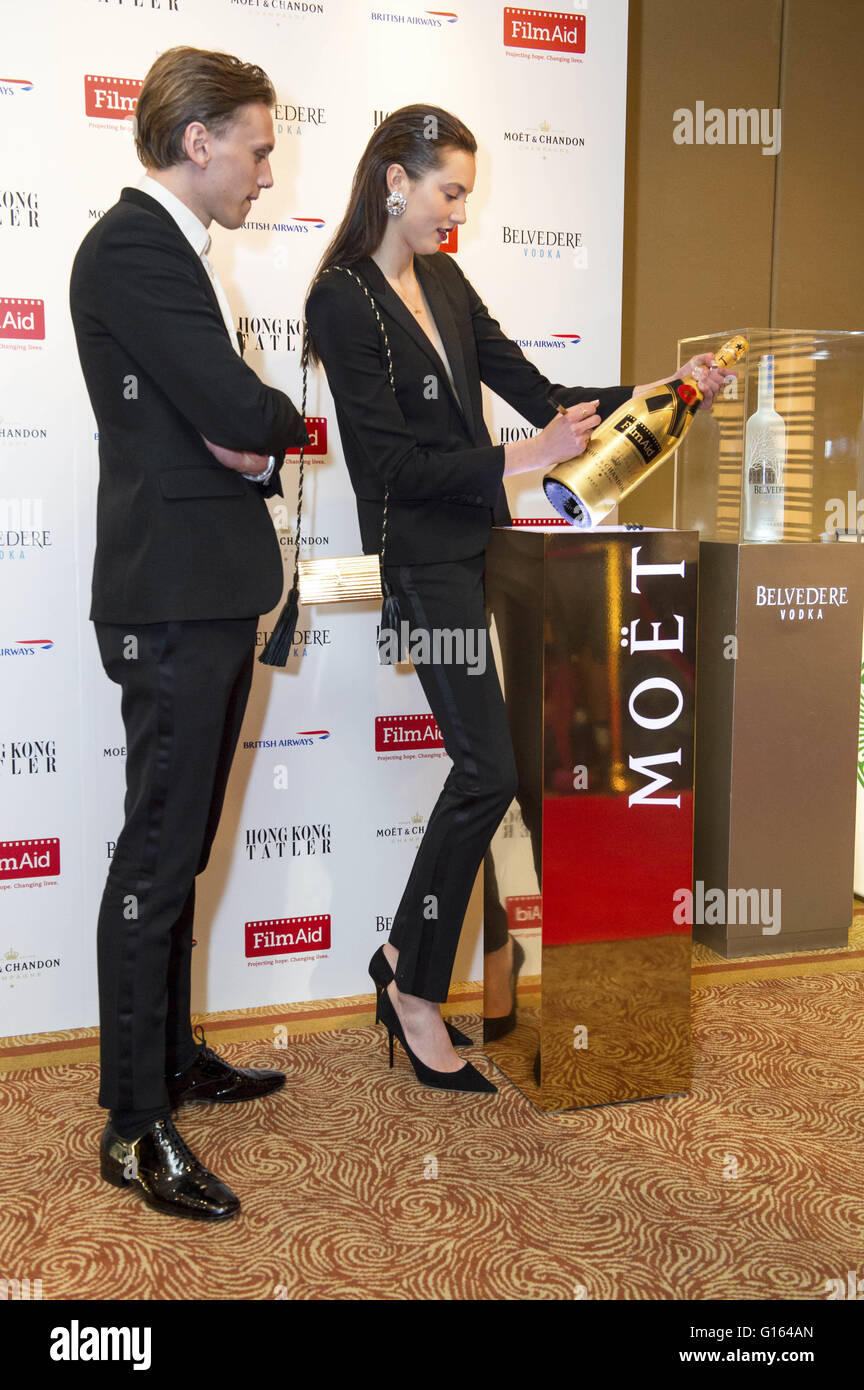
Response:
[375,713,444,752]
[245,915,331,958]
[0,837,60,880]
[503,8,586,55]
[0,299,45,340]
[84,74,141,122]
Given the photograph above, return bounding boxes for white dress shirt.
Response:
[140,176,275,485]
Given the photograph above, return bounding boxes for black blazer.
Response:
[70,187,308,623]
[305,252,632,565]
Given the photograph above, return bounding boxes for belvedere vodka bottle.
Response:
[742,353,787,541]
[543,334,749,527]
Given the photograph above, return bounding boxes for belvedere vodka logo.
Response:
[502,226,583,262]
[755,584,848,622]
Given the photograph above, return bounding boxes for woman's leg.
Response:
[381,555,517,1066]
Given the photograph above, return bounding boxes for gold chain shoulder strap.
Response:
[323,265,393,566]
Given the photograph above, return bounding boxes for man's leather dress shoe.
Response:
[167,1024,286,1106]
[100,1117,240,1221]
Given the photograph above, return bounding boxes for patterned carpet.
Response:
[2,955,864,1300]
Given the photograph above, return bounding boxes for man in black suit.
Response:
[70,46,307,1221]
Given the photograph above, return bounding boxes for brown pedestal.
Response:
[693,541,864,957]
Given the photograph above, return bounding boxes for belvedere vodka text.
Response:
[742,353,786,541]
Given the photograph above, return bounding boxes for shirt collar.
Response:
[140,176,210,257]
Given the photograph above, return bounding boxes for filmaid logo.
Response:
[375,713,444,754]
[503,8,586,57]
[84,75,142,123]
[0,838,60,881]
[245,823,331,859]
[0,192,39,229]
[0,299,45,342]
[283,416,328,458]
[506,894,541,931]
[0,740,56,775]
[439,225,457,253]
[245,915,331,959]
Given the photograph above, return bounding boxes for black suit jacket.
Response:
[70,187,308,623]
[305,252,632,565]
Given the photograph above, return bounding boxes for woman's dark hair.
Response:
[306,104,476,362]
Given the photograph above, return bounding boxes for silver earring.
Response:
[385,189,407,217]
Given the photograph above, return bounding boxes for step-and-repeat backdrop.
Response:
[0,0,627,1036]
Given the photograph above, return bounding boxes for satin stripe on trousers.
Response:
[383,554,518,1002]
[93,618,256,1111]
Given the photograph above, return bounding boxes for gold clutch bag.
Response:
[297,553,383,605]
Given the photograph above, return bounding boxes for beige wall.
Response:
[619,0,864,525]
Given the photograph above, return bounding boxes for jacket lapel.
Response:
[119,187,231,346]
[355,257,474,436]
[415,257,476,439]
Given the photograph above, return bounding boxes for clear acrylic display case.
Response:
[673,328,864,542]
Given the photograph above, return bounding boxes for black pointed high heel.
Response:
[483,936,526,1043]
[375,986,496,1094]
[368,946,473,1048]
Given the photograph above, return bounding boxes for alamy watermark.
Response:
[673,102,781,156]
[378,620,486,675]
[673,881,781,935]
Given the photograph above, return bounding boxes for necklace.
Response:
[388,276,424,316]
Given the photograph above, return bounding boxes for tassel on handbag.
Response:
[259,266,403,668]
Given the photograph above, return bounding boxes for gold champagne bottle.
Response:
[543,333,749,527]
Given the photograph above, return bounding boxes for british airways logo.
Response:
[0,79,34,97]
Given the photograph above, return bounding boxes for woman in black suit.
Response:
[305,106,726,1094]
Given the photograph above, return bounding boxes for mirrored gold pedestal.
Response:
[483,526,698,1111]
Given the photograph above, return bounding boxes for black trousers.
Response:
[384,554,518,1002]
[93,617,257,1111]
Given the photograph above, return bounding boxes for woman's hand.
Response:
[201,436,272,476]
[503,400,601,477]
[634,353,733,411]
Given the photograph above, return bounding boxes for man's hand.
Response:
[202,436,272,476]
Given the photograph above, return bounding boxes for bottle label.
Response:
[613,412,662,465]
